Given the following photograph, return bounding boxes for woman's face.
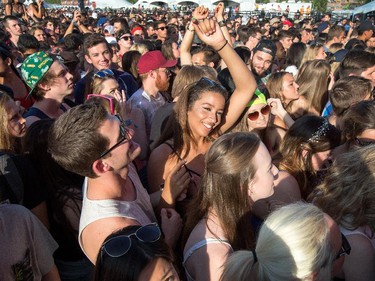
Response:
[248,142,277,202]
[98,79,120,96]
[6,100,26,138]
[187,91,225,138]
[281,73,299,104]
[138,258,179,281]
[316,47,327,60]
[246,103,270,131]
[311,149,332,171]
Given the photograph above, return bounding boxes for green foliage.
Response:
[312,0,327,12]
[45,0,63,4]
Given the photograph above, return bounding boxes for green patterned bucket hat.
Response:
[21,52,54,96]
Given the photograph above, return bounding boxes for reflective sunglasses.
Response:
[101,223,161,259]
[120,35,133,41]
[355,138,375,147]
[87,94,115,115]
[158,26,166,31]
[94,69,114,78]
[335,233,351,260]
[99,114,131,159]
[247,105,271,121]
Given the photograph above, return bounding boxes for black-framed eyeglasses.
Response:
[100,223,161,259]
[94,69,114,78]
[157,26,166,31]
[99,115,131,159]
[354,138,375,147]
[335,233,351,260]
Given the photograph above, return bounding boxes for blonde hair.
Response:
[220,202,335,281]
[0,92,14,151]
[313,146,375,231]
[300,44,324,66]
[130,43,149,55]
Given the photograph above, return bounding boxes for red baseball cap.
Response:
[137,51,177,74]
[282,20,293,27]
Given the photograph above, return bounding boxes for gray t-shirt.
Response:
[0,204,58,280]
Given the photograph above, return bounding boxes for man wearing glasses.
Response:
[48,103,183,264]
[128,50,176,140]
[154,21,168,43]
[73,34,138,104]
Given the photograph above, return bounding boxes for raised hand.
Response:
[214,2,224,21]
[192,5,209,21]
[193,18,226,48]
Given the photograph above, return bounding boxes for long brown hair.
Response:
[182,132,260,250]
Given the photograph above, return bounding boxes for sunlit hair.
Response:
[342,100,375,143]
[171,65,217,99]
[300,44,325,66]
[130,43,149,55]
[84,72,116,100]
[94,225,174,281]
[0,92,14,151]
[312,146,375,232]
[296,60,331,114]
[266,71,292,106]
[279,116,342,199]
[220,203,335,281]
[183,132,261,250]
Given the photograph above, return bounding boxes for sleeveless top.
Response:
[78,163,157,256]
[24,104,68,120]
[340,225,375,249]
[183,238,233,281]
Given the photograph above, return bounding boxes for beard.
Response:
[155,73,169,92]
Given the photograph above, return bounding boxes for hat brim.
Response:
[160,59,177,69]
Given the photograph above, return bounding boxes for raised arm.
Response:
[193,18,256,133]
[214,2,232,47]
[180,6,208,66]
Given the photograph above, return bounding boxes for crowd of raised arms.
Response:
[0,1,375,280]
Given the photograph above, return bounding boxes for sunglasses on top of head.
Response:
[247,105,271,121]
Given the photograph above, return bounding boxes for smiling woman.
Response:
[147,17,256,215]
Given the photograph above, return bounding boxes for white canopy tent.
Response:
[93,0,133,8]
[353,1,375,15]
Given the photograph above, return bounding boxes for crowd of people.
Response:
[1,1,375,280]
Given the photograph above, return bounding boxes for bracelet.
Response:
[218,20,226,27]
[187,25,195,32]
[215,40,228,52]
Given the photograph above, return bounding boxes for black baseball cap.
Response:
[253,40,276,59]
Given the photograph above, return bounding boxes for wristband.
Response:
[215,40,228,52]
[218,20,226,27]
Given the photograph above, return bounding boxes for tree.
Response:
[313,0,327,13]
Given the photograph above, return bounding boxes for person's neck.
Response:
[142,81,159,97]
[10,35,19,46]
[87,167,134,201]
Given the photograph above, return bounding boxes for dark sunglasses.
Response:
[87,94,116,115]
[120,35,133,41]
[101,223,161,259]
[354,138,375,147]
[195,77,227,91]
[94,69,114,78]
[99,114,131,159]
[158,26,166,31]
[247,105,270,121]
[335,233,351,260]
